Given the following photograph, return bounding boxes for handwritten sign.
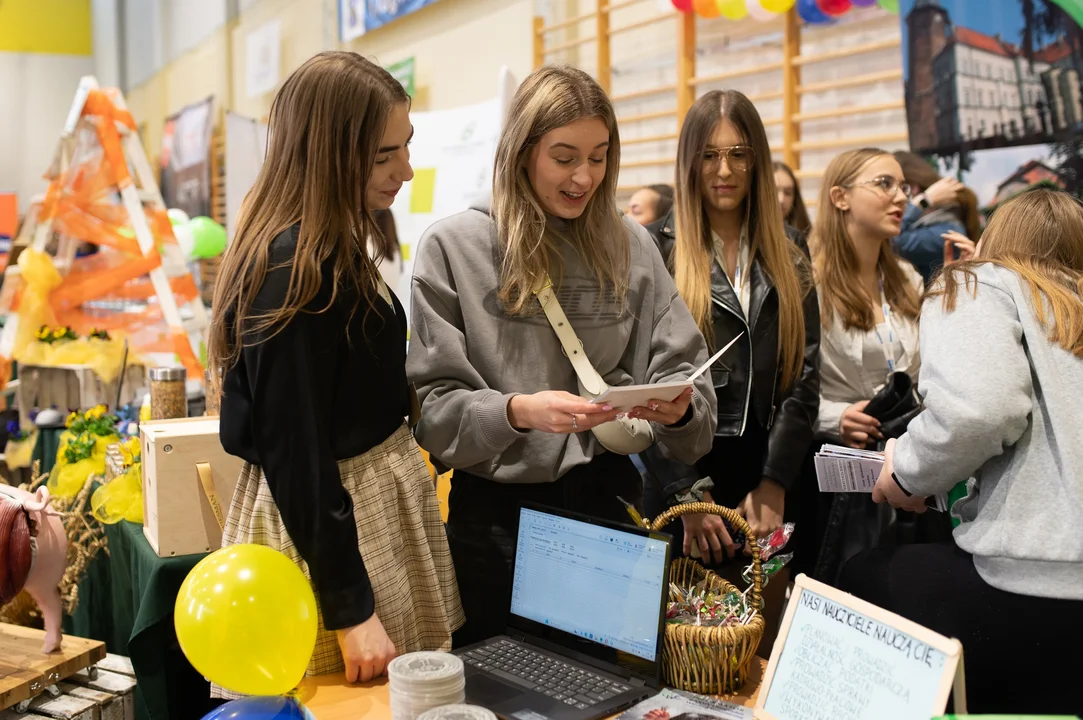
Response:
[756,574,965,720]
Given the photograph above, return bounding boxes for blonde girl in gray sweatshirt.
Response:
[407,65,717,647]
[841,187,1083,715]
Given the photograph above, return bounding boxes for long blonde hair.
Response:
[671,89,809,391]
[208,52,408,389]
[929,188,1083,356]
[492,64,628,314]
[811,148,921,331]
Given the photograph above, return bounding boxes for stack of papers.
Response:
[814,444,948,511]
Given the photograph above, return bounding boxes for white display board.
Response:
[757,574,966,720]
[224,111,268,244]
[388,65,516,322]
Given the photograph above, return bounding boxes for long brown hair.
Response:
[492,64,628,315]
[894,150,981,241]
[373,209,399,263]
[929,188,1083,356]
[208,51,408,388]
[773,161,811,235]
[671,89,809,391]
[812,148,921,331]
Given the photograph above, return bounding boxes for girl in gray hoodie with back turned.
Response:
[407,66,717,648]
[840,188,1083,715]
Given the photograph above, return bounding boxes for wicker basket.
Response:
[649,502,764,695]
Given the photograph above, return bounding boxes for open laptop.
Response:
[456,503,673,720]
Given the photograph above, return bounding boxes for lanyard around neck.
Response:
[874,275,898,376]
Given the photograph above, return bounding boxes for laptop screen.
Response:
[510,506,669,664]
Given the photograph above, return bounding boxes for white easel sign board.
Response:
[755,574,966,720]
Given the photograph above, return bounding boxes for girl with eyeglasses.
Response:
[800,147,974,583]
[640,90,820,650]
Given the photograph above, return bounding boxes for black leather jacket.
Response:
[641,209,821,500]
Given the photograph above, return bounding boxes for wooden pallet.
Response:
[0,623,105,711]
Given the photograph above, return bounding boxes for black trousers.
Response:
[839,542,1083,716]
[447,452,643,648]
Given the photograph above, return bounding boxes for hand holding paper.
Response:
[814,442,948,511]
[871,438,930,513]
[592,333,744,412]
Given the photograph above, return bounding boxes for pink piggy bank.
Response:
[0,485,67,653]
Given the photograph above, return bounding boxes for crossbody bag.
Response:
[532,276,654,455]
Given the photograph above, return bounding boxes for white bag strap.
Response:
[533,275,607,397]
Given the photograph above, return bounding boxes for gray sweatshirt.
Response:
[894,263,1083,600]
[407,199,718,483]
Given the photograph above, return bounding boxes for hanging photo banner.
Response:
[364,0,440,32]
[900,0,1083,211]
[160,96,214,220]
[340,0,366,41]
[340,0,440,40]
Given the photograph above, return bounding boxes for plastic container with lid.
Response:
[388,652,466,720]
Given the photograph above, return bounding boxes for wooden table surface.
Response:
[299,657,766,720]
[0,622,106,710]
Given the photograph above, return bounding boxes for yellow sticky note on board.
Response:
[410,169,436,214]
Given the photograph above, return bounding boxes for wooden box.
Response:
[16,364,145,428]
[140,417,244,557]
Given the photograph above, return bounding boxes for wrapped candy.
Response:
[757,522,794,561]
[742,552,794,590]
[666,582,761,628]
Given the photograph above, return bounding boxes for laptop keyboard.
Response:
[462,639,633,711]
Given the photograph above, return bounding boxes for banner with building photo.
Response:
[160,96,214,219]
[901,0,1083,213]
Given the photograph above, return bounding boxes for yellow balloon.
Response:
[175,545,318,697]
[760,0,795,11]
[718,0,749,19]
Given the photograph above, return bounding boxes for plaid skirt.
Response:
[211,424,464,699]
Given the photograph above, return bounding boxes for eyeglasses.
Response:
[701,145,755,174]
[846,176,912,198]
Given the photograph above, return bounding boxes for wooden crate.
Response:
[0,623,105,711]
[16,365,145,427]
[140,416,243,557]
[0,654,136,720]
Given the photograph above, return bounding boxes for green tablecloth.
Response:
[65,521,216,720]
[31,425,64,474]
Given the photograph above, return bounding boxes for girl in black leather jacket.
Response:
[641,90,820,572]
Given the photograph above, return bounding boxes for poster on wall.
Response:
[160,96,214,219]
[388,66,517,322]
[339,0,440,40]
[246,19,281,99]
[901,0,1083,213]
[225,112,269,243]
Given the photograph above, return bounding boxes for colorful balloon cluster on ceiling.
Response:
[671,0,898,21]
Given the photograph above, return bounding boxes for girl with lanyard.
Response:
[209,52,463,690]
[407,65,717,648]
[640,90,820,651]
[802,147,961,583]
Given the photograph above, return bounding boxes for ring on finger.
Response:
[570,414,578,430]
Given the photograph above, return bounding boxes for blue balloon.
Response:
[200,697,308,720]
[797,0,833,23]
